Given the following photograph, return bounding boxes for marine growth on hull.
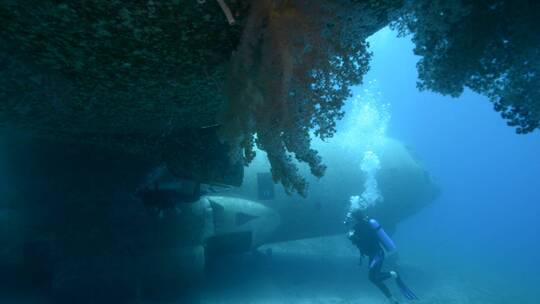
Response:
[2,0,537,194]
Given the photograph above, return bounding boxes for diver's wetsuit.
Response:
[349,219,394,299]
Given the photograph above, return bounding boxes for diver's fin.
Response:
[396,275,419,300]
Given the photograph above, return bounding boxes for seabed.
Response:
[0,237,533,304]
[197,237,530,304]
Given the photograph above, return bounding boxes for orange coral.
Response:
[220,0,373,196]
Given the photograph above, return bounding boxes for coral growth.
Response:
[0,0,249,135]
[393,0,540,134]
[0,0,398,194]
[3,0,535,195]
[0,0,250,185]
[220,0,379,195]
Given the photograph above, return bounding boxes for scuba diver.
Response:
[136,179,203,218]
[347,206,418,303]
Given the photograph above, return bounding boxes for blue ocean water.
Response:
[363,28,540,302]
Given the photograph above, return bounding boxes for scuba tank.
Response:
[368,218,397,253]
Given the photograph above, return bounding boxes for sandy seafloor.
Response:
[0,236,535,304]
[197,236,534,304]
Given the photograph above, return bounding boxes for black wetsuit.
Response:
[349,219,394,299]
